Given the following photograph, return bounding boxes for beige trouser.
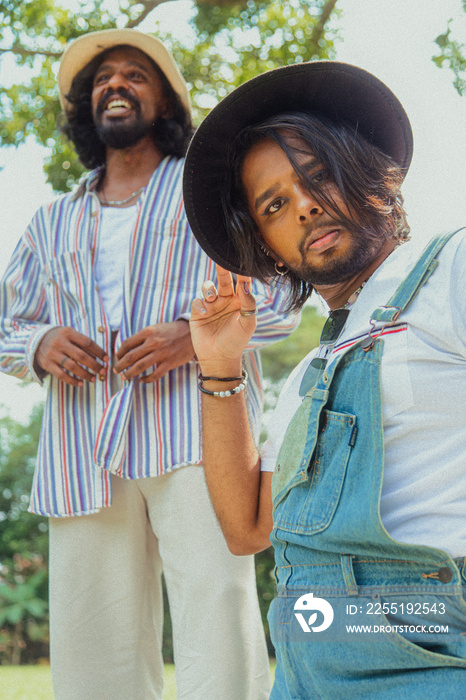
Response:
[49,466,271,700]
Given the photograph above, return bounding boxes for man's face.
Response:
[91,46,169,149]
[241,135,384,285]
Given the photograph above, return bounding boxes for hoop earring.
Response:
[274,261,289,276]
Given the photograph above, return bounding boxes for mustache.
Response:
[298,217,343,256]
[95,88,140,117]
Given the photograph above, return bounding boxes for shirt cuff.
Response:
[26,324,57,385]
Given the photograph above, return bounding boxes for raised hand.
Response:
[34,327,108,386]
[113,319,194,383]
[190,265,257,370]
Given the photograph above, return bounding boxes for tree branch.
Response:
[309,0,339,48]
[126,0,175,28]
[0,44,62,59]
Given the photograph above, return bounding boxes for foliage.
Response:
[432,1,466,95]
[0,0,340,191]
[0,404,48,564]
[0,557,49,665]
[0,404,49,664]
[262,303,324,382]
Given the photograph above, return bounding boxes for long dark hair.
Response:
[222,112,410,311]
[60,45,193,168]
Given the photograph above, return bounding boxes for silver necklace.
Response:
[99,185,146,207]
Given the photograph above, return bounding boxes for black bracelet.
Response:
[198,369,248,397]
[199,372,244,382]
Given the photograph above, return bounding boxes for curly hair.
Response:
[222,112,410,312]
[60,45,193,168]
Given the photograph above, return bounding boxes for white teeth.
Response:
[106,99,131,110]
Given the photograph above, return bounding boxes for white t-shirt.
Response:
[262,232,466,558]
[94,205,138,329]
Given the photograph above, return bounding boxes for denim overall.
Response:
[268,232,466,699]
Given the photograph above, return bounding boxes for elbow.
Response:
[224,531,271,557]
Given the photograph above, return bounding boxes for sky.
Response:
[0,0,465,420]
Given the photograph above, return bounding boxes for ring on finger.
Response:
[240,309,257,317]
[60,356,69,368]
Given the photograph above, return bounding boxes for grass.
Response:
[0,663,275,698]
[0,665,176,700]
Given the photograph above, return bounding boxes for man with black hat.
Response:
[185,61,466,696]
[0,28,298,700]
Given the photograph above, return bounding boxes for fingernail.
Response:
[243,282,250,294]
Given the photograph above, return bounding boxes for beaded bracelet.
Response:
[198,369,248,397]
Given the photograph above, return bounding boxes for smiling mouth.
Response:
[103,98,134,114]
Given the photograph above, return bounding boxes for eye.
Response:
[94,73,110,86]
[264,198,287,216]
[310,169,328,185]
[128,71,146,81]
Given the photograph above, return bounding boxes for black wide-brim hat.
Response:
[183,60,413,275]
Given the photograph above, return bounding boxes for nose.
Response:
[296,186,323,222]
[106,71,129,91]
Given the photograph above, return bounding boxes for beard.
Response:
[95,119,152,149]
[94,88,153,149]
[292,226,384,286]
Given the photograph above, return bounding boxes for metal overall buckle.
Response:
[361,306,402,352]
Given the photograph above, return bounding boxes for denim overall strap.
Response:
[370,230,463,325]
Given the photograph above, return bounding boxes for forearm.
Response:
[200,359,273,555]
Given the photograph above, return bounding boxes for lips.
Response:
[306,227,341,251]
[96,90,138,118]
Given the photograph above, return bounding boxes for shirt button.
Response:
[97,326,105,333]
[437,567,453,583]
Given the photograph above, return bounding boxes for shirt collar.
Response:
[70,167,104,202]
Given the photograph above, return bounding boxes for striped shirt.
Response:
[0,156,298,517]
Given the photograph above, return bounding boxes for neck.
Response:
[99,136,165,202]
[314,238,399,310]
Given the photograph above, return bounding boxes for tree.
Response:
[0,404,49,664]
[0,559,48,665]
[432,1,466,95]
[0,0,340,191]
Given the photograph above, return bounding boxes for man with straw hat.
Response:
[185,61,466,696]
[0,28,298,699]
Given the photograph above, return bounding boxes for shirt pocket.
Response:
[43,249,91,327]
[273,409,357,536]
[129,218,211,322]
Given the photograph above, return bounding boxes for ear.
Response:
[159,96,172,119]
[256,235,280,264]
